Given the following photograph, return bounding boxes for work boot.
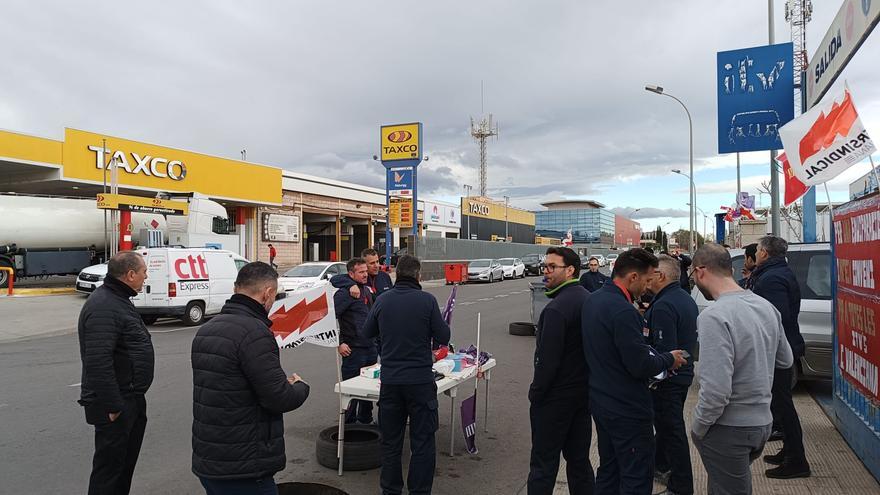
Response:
[765,459,811,479]
[763,450,785,465]
[768,429,785,442]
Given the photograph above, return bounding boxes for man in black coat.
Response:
[363,255,450,495]
[582,248,687,494]
[752,236,810,479]
[528,247,595,494]
[333,257,378,424]
[78,251,154,495]
[669,246,692,291]
[579,256,608,293]
[191,262,310,494]
[646,255,699,495]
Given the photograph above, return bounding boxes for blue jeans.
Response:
[341,346,378,423]
[199,476,277,495]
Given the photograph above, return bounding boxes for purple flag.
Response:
[442,284,457,327]
[460,391,478,454]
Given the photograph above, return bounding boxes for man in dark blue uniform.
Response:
[579,257,608,293]
[528,247,595,494]
[334,258,377,424]
[363,255,450,495]
[646,255,699,495]
[582,248,687,494]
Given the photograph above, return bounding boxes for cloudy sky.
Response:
[1,1,878,233]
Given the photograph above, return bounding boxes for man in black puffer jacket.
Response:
[78,251,154,495]
[192,262,310,494]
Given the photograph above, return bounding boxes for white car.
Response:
[75,263,108,294]
[606,253,619,273]
[467,259,504,283]
[593,254,607,267]
[499,258,525,279]
[278,262,347,292]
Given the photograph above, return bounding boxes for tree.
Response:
[670,229,704,252]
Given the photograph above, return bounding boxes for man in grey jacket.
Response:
[689,244,793,494]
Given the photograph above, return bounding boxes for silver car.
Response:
[692,243,832,383]
[468,259,503,283]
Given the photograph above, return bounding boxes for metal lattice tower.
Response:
[470,114,498,197]
[786,0,812,114]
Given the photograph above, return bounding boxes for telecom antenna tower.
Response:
[785,0,812,114]
[470,114,498,197]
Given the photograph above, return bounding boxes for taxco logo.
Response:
[387,130,412,143]
[88,145,187,181]
[383,131,417,155]
[469,201,490,216]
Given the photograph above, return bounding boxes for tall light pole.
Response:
[647,84,695,254]
[503,195,510,241]
[693,204,709,246]
[671,169,697,253]
[463,184,473,240]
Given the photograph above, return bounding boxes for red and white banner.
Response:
[833,194,880,402]
[268,284,339,350]
[777,152,810,207]
[780,86,876,186]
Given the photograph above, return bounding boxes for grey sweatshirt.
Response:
[692,290,793,438]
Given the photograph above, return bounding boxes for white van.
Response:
[132,247,248,326]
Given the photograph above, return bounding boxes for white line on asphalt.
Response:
[477,298,493,302]
[495,294,509,298]
[151,327,197,334]
[68,383,81,387]
[460,302,475,306]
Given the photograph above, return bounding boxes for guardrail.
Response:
[0,266,14,295]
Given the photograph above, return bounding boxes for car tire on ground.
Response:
[141,315,159,325]
[509,321,536,336]
[181,301,205,326]
[315,424,381,471]
[488,273,494,283]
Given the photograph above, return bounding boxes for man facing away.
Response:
[77,251,154,495]
[528,247,595,495]
[191,262,310,494]
[690,243,793,494]
[645,255,698,495]
[750,236,810,479]
[333,257,378,424]
[582,248,687,494]
[579,256,608,293]
[363,255,450,495]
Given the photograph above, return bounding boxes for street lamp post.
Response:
[646,85,695,254]
[503,195,510,241]
[672,169,698,253]
[693,204,709,246]
[463,184,473,240]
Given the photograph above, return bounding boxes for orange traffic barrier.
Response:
[0,266,13,295]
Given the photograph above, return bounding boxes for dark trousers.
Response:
[528,396,595,495]
[341,346,378,423]
[199,476,278,495]
[378,382,438,495]
[770,366,806,461]
[692,424,771,495]
[87,395,147,495]
[592,403,654,495]
[652,382,694,494]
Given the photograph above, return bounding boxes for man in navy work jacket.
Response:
[579,256,608,293]
[751,236,810,479]
[333,257,377,424]
[645,255,698,495]
[334,248,395,301]
[582,248,687,494]
[528,246,595,494]
[363,255,450,495]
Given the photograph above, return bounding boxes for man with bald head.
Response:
[645,255,698,495]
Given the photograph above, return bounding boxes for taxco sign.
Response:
[380,122,422,162]
[468,201,490,216]
[88,145,187,181]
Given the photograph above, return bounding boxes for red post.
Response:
[119,210,133,251]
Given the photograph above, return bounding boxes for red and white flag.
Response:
[777,152,810,207]
[268,284,339,349]
[780,86,876,186]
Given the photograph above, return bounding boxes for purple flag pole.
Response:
[460,312,480,454]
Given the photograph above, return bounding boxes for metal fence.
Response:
[409,236,628,261]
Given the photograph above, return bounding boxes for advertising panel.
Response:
[717,43,794,153]
[261,213,300,242]
[424,201,461,228]
[387,167,414,197]
[833,194,880,402]
[380,123,422,162]
[389,197,413,228]
[96,193,189,215]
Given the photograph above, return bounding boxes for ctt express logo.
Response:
[175,255,209,280]
[88,146,187,181]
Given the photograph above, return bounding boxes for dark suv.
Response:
[522,253,544,276]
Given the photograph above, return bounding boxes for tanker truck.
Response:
[0,193,238,288]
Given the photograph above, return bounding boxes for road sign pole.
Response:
[385,171,393,270]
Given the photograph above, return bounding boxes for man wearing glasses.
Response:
[579,256,608,293]
[582,248,687,494]
[528,247,595,494]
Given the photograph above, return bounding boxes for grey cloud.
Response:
[610,207,690,219]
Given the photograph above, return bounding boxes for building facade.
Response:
[460,196,535,243]
[535,200,615,245]
[613,215,641,247]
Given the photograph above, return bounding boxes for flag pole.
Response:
[335,321,345,476]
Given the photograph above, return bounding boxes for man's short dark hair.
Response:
[744,243,758,262]
[107,251,145,279]
[545,247,581,277]
[758,236,788,257]
[611,248,658,278]
[234,262,278,292]
[395,255,421,279]
[361,248,379,258]
[347,257,366,273]
[692,243,734,277]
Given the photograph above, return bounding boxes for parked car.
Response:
[75,262,108,294]
[606,253,619,264]
[499,258,526,279]
[691,243,832,383]
[278,261,347,293]
[522,253,545,276]
[467,259,503,283]
[579,255,591,270]
[593,254,607,267]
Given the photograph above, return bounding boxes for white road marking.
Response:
[68,382,81,387]
[150,327,197,334]
[495,294,509,298]
[477,298,493,302]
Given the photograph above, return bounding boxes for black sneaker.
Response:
[768,429,785,442]
[765,460,811,479]
[763,450,785,465]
